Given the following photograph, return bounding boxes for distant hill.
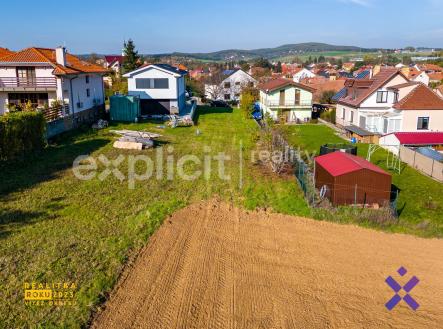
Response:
[152,43,378,61]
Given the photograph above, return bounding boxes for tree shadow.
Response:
[0,138,109,196]
[193,106,233,125]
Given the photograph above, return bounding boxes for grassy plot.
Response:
[0,107,308,328]
[281,124,443,237]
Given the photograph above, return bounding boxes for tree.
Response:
[319,90,337,104]
[203,70,225,100]
[122,39,141,73]
[402,56,412,65]
[318,55,326,63]
[275,61,282,73]
[86,53,100,64]
[240,90,256,118]
[238,60,250,72]
[254,57,272,69]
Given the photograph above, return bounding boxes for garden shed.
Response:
[110,95,140,122]
[314,152,392,206]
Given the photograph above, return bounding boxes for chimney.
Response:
[372,65,381,77]
[55,46,66,66]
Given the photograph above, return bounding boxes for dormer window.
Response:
[376,91,388,103]
[394,92,399,103]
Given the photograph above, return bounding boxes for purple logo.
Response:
[385,266,420,311]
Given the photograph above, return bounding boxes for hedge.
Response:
[0,111,46,160]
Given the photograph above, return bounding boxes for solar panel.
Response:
[356,70,370,80]
[332,87,346,101]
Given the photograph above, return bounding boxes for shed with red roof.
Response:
[314,152,392,206]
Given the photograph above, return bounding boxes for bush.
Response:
[0,111,46,160]
[320,108,336,124]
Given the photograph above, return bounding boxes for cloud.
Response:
[339,0,373,7]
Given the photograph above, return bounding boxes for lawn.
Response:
[0,107,309,328]
[281,124,443,237]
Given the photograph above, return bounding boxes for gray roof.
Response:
[345,125,378,137]
[153,64,187,76]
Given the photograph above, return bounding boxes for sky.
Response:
[1,0,442,54]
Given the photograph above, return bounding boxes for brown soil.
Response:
[91,200,443,329]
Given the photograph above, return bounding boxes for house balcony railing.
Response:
[264,100,312,108]
[0,77,57,89]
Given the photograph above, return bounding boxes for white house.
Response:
[0,46,108,116]
[204,69,256,101]
[124,64,187,115]
[104,55,124,75]
[258,78,315,123]
[400,67,430,86]
[293,68,316,83]
[335,68,443,142]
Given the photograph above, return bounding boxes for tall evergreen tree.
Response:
[122,39,141,73]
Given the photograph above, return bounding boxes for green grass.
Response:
[281,124,443,237]
[0,107,309,328]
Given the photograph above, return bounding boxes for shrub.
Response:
[320,108,336,124]
[0,111,46,160]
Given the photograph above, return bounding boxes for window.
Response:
[135,78,169,89]
[248,81,254,87]
[342,108,346,119]
[235,81,241,86]
[394,92,399,103]
[417,117,429,130]
[224,82,231,89]
[85,75,90,84]
[86,88,90,97]
[350,111,354,123]
[376,91,388,103]
[224,94,231,100]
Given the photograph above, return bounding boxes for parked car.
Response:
[210,100,230,108]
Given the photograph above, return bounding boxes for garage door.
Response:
[140,99,170,115]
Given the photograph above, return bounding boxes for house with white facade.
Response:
[400,67,430,85]
[204,69,256,101]
[293,68,316,83]
[335,68,443,143]
[104,55,124,75]
[258,78,315,123]
[0,46,108,117]
[124,64,187,115]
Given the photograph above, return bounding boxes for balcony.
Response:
[0,77,57,91]
[264,100,312,108]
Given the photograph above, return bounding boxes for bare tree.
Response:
[204,70,226,100]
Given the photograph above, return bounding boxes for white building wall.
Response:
[220,70,256,101]
[127,67,178,100]
[69,74,104,114]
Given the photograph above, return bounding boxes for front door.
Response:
[279,90,285,106]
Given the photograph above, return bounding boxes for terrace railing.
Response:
[265,100,312,107]
[0,77,57,89]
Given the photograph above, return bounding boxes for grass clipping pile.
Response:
[92,199,443,329]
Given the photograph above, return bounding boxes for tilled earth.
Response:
[92,200,443,329]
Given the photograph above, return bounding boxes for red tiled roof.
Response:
[387,81,420,90]
[0,47,14,59]
[393,84,443,110]
[301,77,345,102]
[386,132,443,145]
[338,68,406,107]
[104,55,124,64]
[428,72,443,81]
[315,152,390,177]
[0,47,109,75]
[258,78,316,93]
[419,64,443,72]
